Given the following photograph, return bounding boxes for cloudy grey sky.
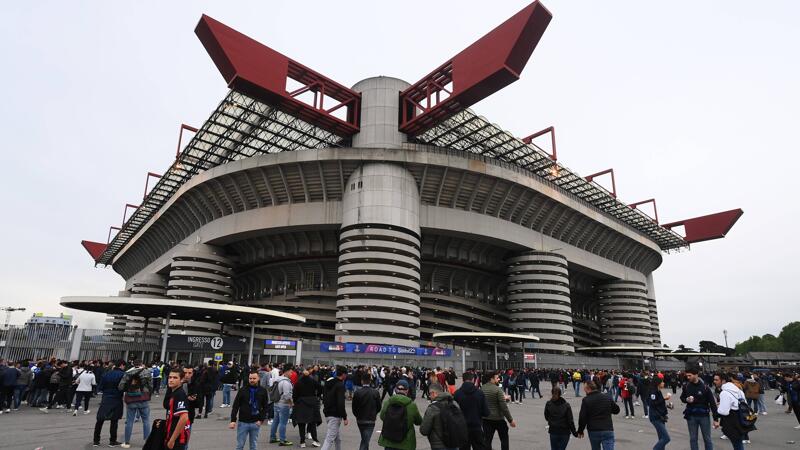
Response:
[1,1,797,349]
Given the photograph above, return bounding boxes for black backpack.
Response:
[736,397,757,430]
[439,401,468,448]
[382,402,408,442]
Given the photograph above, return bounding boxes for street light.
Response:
[1,307,26,329]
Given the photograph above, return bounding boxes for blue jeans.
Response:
[549,433,571,450]
[223,384,233,405]
[236,421,261,450]
[611,386,619,402]
[204,391,215,414]
[13,385,26,409]
[650,416,671,450]
[686,415,713,450]
[269,404,290,442]
[357,423,374,450]
[573,381,582,396]
[124,401,151,444]
[588,430,615,450]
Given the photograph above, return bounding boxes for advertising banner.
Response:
[163,335,248,352]
[319,342,452,357]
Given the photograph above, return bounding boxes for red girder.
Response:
[122,203,139,226]
[399,1,552,135]
[176,124,198,158]
[143,172,162,200]
[196,15,360,137]
[662,209,743,244]
[629,198,658,224]
[585,168,617,198]
[522,126,557,161]
[81,240,108,262]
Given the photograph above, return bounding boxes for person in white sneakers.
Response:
[715,372,752,450]
[72,363,96,416]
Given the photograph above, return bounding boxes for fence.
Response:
[0,325,160,362]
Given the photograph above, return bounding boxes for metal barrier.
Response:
[0,326,160,362]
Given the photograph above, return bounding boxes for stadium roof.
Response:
[87,3,742,266]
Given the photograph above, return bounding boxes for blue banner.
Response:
[319,342,452,357]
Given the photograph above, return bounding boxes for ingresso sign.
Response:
[164,335,249,352]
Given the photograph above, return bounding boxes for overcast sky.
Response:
[1,1,797,350]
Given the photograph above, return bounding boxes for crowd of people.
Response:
[0,357,799,450]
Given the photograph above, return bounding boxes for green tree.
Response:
[778,322,800,352]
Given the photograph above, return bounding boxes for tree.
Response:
[699,340,734,356]
[778,322,800,353]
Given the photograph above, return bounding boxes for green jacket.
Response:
[378,394,422,450]
[420,392,454,449]
[482,382,513,422]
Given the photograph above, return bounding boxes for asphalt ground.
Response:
[1,386,798,450]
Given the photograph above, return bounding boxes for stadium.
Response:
[63,2,741,369]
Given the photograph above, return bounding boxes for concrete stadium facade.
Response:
[106,76,667,361]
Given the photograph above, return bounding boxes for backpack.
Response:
[736,396,758,430]
[381,402,408,442]
[268,378,284,404]
[625,380,636,395]
[439,401,468,448]
[123,368,151,403]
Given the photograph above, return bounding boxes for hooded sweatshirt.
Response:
[453,381,489,429]
[717,382,744,417]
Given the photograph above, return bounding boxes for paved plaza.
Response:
[1,386,799,450]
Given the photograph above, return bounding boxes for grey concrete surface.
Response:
[1,387,798,450]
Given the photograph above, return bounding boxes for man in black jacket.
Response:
[229,372,268,450]
[577,381,620,449]
[680,368,719,450]
[454,372,490,450]
[199,361,219,418]
[321,366,349,450]
[352,373,381,450]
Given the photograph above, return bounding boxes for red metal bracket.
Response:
[107,226,121,245]
[399,1,552,135]
[143,172,162,200]
[662,209,743,244]
[522,126,557,161]
[585,168,617,198]
[81,240,108,262]
[629,198,658,224]
[176,124,198,158]
[196,15,360,136]
[122,204,139,226]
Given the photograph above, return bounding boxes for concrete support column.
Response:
[505,251,575,354]
[646,273,662,346]
[248,320,255,366]
[167,243,233,304]
[596,280,653,347]
[335,163,422,348]
[160,315,170,362]
[351,77,410,149]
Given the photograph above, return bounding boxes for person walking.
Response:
[294,368,323,448]
[680,368,718,450]
[199,360,219,418]
[454,371,490,450]
[576,380,620,450]
[648,377,672,450]
[620,376,635,419]
[120,360,153,448]
[94,360,126,447]
[352,372,381,450]
[268,365,295,446]
[544,386,577,450]
[229,371,268,450]
[164,368,192,450]
[572,370,583,397]
[1,360,19,413]
[378,379,422,450]
[72,364,96,416]
[14,362,32,410]
[714,372,750,450]
[788,373,800,429]
[481,371,516,450]
[151,362,163,397]
[421,383,467,450]
[321,366,349,450]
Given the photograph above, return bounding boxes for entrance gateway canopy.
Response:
[576,346,670,353]
[61,296,306,365]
